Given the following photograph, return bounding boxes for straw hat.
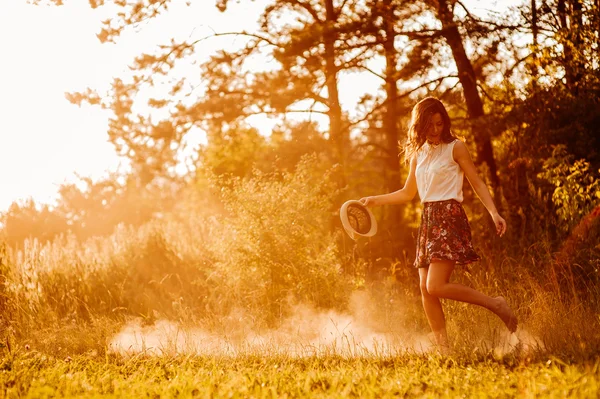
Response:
[339,200,377,240]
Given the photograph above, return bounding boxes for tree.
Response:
[430,0,501,191]
[54,174,169,239]
[536,0,599,92]
[354,0,521,195]
[47,0,358,186]
[199,123,268,179]
[1,200,68,248]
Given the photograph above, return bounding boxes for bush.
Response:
[538,145,600,232]
[207,155,353,324]
[0,155,356,341]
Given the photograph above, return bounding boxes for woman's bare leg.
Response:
[419,267,449,351]
[426,260,518,332]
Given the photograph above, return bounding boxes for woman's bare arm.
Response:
[360,157,418,207]
[453,140,506,236]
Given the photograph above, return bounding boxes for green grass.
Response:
[2,351,599,398]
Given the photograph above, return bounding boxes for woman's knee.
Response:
[426,280,444,297]
[426,261,454,297]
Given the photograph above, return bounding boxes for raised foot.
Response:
[494,296,518,333]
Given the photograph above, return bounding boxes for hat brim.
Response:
[339,200,377,240]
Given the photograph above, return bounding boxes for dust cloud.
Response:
[109,291,433,357]
[109,291,538,358]
[493,329,545,358]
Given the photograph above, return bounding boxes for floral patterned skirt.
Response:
[414,199,481,268]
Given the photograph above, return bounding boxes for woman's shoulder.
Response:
[448,138,466,151]
[450,139,472,163]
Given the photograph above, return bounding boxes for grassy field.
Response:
[2,350,599,398]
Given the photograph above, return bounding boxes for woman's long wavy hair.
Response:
[402,97,457,163]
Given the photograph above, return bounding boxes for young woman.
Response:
[359,97,517,351]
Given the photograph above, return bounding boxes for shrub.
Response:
[538,145,600,232]
[207,155,353,324]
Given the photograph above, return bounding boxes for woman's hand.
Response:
[492,213,507,237]
[359,196,378,207]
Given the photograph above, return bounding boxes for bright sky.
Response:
[0,0,275,212]
[0,0,520,213]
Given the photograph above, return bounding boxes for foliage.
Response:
[0,200,68,248]
[1,157,355,333]
[208,155,351,322]
[3,155,600,363]
[199,123,269,178]
[0,173,178,246]
[538,145,600,231]
[27,0,599,230]
[526,0,600,92]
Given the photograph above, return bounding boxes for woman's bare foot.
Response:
[436,344,453,356]
[492,296,518,332]
[432,330,450,350]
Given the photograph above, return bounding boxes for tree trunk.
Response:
[571,0,583,91]
[382,0,401,194]
[531,0,538,88]
[557,0,583,91]
[597,0,600,59]
[323,0,346,168]
[381,0,405,257]
[436,0,500,192]
[557,0,574,85]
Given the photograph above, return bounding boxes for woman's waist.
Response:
[423,198,462,207]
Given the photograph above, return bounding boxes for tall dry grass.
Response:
[1,156,599,362]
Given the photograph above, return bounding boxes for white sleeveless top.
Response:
[415,139,464,203]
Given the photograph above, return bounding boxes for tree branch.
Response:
[190,31,283,49]
[245,109,330,117]
[283,0,322,23]
[455,0,525,31]
[355,65,386,81]
[439,80,463,102]
[504,53,534,77]
[306,80,331,121]
[339,46,374,73]
[340,75,458,134]
[335,0,352,19]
